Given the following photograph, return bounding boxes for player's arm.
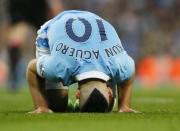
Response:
[117,74,138,113]
[27,25,52,113]
[27,48,53,113]
[26,59,53,113]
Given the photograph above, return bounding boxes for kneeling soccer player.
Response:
[26,10,137,113]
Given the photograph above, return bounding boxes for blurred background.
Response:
[0,0,179,91]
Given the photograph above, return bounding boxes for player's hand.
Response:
[119,106,140,113]
[28,107,53,114]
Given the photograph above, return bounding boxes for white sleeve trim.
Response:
[36,46,50,53]
[75,71,110,82]
[36,56,46,78]
[36,46,50,58]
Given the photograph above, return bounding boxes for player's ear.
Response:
[75,89,80,99]
[107,87,116,112]
[108,87,113,102]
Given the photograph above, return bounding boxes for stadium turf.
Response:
[0,86,180,131]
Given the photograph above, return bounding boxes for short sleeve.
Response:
[116,55,135,84]
[36,20,51,58]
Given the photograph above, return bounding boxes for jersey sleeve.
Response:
[35,21,51,58]
[116,55,135,84]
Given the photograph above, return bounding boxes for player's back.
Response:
[37,10,133,86]
[46,10,123,56]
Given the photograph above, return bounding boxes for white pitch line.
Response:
[134,97,176,104]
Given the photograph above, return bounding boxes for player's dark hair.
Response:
[81,88,109,112]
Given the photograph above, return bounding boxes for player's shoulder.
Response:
[38,10,109,29]
[37,10,116,39]
[38,10,94,31]
[51,10,115,31]
[55,10,100,18]
[52,10,102,22]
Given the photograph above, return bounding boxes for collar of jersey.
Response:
[75,71,110,82]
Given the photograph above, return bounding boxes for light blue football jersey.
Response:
[36,10,135,86]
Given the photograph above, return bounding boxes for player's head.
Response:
[78,78,113,112]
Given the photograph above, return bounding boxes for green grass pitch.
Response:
[0,86,180,131]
